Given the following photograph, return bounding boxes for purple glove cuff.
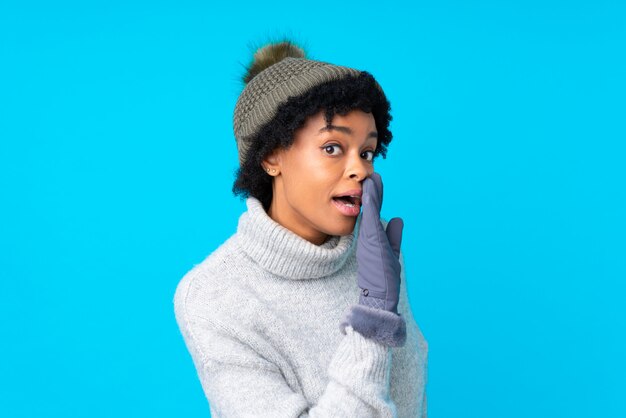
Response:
[359,293,398,314]
[339,304,407,347]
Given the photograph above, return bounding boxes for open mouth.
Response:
[332,195,361,207]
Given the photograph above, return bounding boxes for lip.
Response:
[331,196,361,217]
[333,189,362,198]
[332,188,363,213]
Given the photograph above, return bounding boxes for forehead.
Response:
[324,109,375,127]
[303,109,377,136]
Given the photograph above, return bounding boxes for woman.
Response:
[173,39,429,417]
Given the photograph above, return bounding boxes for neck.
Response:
[236,196,357,280]
[267,199,329,246]
[268,179,329,246]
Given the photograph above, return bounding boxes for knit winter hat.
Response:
[233,40,377,167]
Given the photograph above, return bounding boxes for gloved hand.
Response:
[356,171,404,315]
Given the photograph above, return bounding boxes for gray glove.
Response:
[356,171,404,315]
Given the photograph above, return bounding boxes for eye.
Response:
[362,150,375,162]
[322,144,375,161]
[322,144,342,156]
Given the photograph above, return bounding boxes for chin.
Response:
[327,220,357,237]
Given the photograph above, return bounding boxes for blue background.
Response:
[1,1,624,417]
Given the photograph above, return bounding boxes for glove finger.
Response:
[370,171,383,209]
[360,176,381,239]
[385,217,404,259]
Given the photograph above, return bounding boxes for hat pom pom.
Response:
[242,40,307,85]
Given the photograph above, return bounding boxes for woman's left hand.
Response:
[356,171,404,315]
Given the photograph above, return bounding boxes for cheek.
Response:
[283,153,339,199]
[286,172,333,206]
[289,156,330,184]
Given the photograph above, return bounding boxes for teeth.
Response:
[334,197,356,208]
[334,194,361,207]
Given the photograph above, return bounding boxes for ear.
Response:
[262,149,282,176]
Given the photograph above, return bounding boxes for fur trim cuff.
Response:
[339,304,407,347]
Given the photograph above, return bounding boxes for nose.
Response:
[347,151,372,181]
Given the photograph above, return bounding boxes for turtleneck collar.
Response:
[236,196,358,280]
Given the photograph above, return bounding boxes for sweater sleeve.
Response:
[174,305,398,418]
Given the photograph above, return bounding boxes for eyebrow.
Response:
[318,124,378,140]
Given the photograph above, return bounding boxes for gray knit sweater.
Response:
[173,196,429,417]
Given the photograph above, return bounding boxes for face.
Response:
[263,109,378,245]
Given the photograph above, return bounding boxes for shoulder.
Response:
[173,234,246,325]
